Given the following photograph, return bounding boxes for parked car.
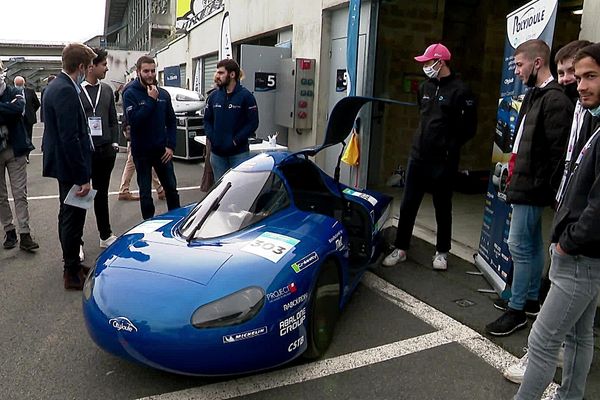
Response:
[82,97,393,376]
[162,86,206,114]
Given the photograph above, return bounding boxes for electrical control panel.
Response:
[275,58,316,131]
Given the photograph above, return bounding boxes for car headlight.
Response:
[175,93,199,102]
[191,287,265,328]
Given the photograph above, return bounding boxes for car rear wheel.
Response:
[303,260,340,359]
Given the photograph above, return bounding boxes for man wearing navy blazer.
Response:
[42,43,96,290]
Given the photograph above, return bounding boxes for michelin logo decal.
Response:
[223,326,268,343]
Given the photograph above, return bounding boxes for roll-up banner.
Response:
[474,0,558,293]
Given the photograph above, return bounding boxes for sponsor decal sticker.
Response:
[288,335,305,352]
[108,317,138,333]
[343,188,378,206]
[222,326,268,343]
[266,282,297,302]
[283,293,308,311]
[291,252,319,273]
[126,219,171,235]
[279,307,306,336]
[241,232,300,262]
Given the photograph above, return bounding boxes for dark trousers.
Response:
[24,123,33,143]
[58,181,87,273]
[394,158,455,253]
[91,144,117,240]
[133,150,180,220]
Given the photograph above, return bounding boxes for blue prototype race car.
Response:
[83,97,394,376]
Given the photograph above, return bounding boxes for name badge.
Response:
[88,116,103,137]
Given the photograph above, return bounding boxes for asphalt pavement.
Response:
[0,124,597,399]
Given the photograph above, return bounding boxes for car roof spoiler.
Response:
[287,96,414,159]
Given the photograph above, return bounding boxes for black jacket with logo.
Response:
[411,73,477,165]
[506,81,573,206]
[552,116,600,257]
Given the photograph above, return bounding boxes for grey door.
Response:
[240,45,292,142]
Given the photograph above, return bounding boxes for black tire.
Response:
[303,260,340,359]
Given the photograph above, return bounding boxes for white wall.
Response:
[154,0,350,153]
[581,0,600,41]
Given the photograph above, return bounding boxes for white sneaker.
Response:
[504,350,528,384]
[541,386,558,400]
[100,234,117,249]
[432,252,448,270]
[79,245,85,262]
[382,248,407,266]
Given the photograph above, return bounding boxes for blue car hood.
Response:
[108,236,232,286]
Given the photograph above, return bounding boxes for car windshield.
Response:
[180,170,290,240]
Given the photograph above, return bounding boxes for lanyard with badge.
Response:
[82,84,103,137]
[556,102,586,203]
[556,125,600,208]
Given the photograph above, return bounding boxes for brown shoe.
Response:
[157,190,166,200]
[63,269,86,290]
[118,192,140,201]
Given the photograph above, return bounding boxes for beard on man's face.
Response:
[217,74,230,88]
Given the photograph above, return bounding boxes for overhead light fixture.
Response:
[572,9,583,15]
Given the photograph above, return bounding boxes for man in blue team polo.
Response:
[204,58,259,180]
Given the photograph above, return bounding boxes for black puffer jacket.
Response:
[411,73,477,164]
[551,117,600,257]
[506,81,573,206]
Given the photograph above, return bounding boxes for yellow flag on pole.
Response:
[341,131,360,166]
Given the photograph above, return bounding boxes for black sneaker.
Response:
[19,233,39,252]
[493,298,540,318]
[486,308,527,336]
[3,229,17,249]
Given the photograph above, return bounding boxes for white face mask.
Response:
[590,105,600,118]
[423,60,441,79]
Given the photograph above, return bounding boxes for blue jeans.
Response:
[507,204,545,310]
[210,151,250,181]
[133,150,180,220]
[515,244,600,400]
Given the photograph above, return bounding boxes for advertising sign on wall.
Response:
[176,0,224,32]
[164,65,182,87]
[474,0,558,293]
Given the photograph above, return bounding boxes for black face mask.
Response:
[564,82,579,104]
[526,65,538,88]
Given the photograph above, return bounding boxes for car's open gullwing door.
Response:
[286,96,413,160]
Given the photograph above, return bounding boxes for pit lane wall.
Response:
[475,0,558,294]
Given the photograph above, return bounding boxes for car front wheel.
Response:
[303,260,340,359]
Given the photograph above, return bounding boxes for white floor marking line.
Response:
[137,271,535,400]
[363,272,559,397]
[11,186,203,202]
[138,328,475,400]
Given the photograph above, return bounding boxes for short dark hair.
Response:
[92,48,108,65]
[574,43,600,68]
[515,39,550,65]
[555,40,593,64]
[217,58,241,80]
[62,43,96,73]
[136,55,155,70]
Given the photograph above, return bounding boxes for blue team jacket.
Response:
[204,83,259,157]
[123,79,176,157]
